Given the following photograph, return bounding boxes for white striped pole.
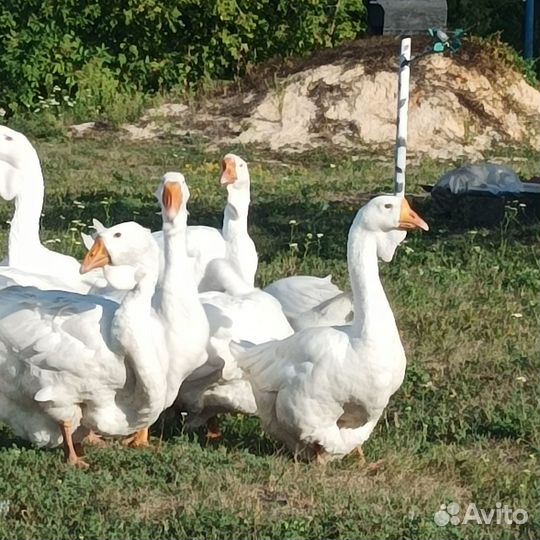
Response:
[394,37,411,198]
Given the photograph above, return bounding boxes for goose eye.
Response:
[114,232,122,238]
[384,203,393,209]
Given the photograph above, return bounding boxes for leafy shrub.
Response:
[71,59,146,125]
[447,0,539,75]
[0,0,367,121]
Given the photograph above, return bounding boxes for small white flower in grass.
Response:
[289,242,298,250]
[60,215,66,220]
[329,163,336,168]
[511,313,523,318]
[316,233,323,238]
[519,203,527,208]
[516,376,527,383]
[288,219,297,225]
[74,241,81,246]
[306,232,313,239]
[0,108,5,117]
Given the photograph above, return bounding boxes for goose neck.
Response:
[8,165,45,264]
[159,215,200,309]
[222,189,250,238]
[158,213,209,405]
[348,229,397,338]
[114,267,164,415]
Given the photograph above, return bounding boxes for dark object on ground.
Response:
[421,163,540,227]
[422,185,540,228]
[365,0,447,36]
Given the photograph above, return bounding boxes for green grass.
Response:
[0,136,538,539]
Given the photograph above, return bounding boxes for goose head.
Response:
[220,154,250,192]
[356,195,428,262]
[0,127,40,201]
[80,222,159,280]
[155,171,190,225]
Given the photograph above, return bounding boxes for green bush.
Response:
[0,0,366,121]
[447,0,538,58]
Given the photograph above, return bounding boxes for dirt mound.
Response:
[88,37,540,159]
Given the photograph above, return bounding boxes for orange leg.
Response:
[206,417,222,440]
[84,430,107,447]
[352,446,385,475]
[365,458,386,475]
[353,446,367,468]
[123,427,150,448]
[314,443,329,465]
[60,420,89,469]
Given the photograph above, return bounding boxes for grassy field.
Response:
[0,135,538,539]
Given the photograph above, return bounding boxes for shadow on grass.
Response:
[150,407,283,459]
[0,426,34,451]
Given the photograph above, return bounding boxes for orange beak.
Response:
[80,237,112,274]
[220,158,237,185]
[399,198,429,231]
[162,181,183,220]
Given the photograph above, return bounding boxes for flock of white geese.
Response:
[0,125,428,468]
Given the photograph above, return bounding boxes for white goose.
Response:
[123,172,211,446]
[153,153,257,291]
[0,172,209,465]
[153,172,210,405]
[178,258,293,433]
[0,126,104,292]
[0,222,167,467]
[230,196,428,462]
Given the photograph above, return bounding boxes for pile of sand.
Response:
[73,37,540,159]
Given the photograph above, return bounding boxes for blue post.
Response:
[523,0,535,59]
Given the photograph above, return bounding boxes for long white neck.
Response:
[8,158,45,265]
[158,208,209,405]
[222,187,257,285]
[347,225,398,341]
[113,264,165,420]
[222,187,250,239]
